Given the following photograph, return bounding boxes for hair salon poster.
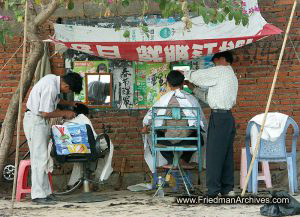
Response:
[73,60,109,102]
[133,62,170,108]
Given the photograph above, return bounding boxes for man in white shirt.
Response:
[184,51,238,197]
[23,73,83,205]
[142,70,206,166]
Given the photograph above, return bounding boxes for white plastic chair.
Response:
[245,115,299,194]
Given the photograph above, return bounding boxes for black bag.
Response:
[260,191,300,216]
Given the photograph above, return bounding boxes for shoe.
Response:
[32,197,57,205]
[223,191,236,197]
[47,194,59,201]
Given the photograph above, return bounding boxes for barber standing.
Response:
[184,51,238,197]
[23,73,83,205]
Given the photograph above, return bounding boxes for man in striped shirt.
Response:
[184,51,238,197]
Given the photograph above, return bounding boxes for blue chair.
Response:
[151,106,202,196]
[245,115,299,194]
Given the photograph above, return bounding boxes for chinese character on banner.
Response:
[164,45,189,62]
[96,45,121,59]
[192,44,204,58]
[136,45,163,62]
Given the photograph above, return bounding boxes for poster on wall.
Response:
[133,63,147,107]
[133,62,170,108]
[73,60,109,102]
[112,67,134,109]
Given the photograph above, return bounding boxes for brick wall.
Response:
[1,1,300,173]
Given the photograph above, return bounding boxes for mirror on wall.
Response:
[85,73,112,107]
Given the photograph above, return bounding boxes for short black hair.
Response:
[211,51,234,64]
[74,103,89,115]
[62,72,83,94]
[167,70,184,87]
[97,63,107,72]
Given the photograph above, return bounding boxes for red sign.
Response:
[51,24,282,63]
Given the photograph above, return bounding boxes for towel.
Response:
[250,112,288,152]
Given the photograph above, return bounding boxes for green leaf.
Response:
[0,32,6,46]
[242,15,249,26]
[203,14,210,24]
[218,1,223,9]
[207,8,215,16]
[123,30,130,38]
[122,0,129,7]
[235,18,241,25]
[17,16,23,22]
[228,12,234,21]
[233,11,241,21]
[159,0,166,11]
[224,6,230,15]
[198,6,206,17]
[217,12,224,23]
[142,25,149,32]
[67,0,74,10]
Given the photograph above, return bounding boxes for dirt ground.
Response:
[0,183,298,217]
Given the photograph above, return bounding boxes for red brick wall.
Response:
[1,1,299,173]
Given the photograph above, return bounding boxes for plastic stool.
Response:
[240,148,272,189]
[16,160,53,202]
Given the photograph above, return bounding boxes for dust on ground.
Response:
[0,183,296,217]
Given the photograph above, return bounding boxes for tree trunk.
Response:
[0,0,61,177]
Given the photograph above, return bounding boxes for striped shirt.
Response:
[185,65,238,110]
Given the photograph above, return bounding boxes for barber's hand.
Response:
[184,80,195,91]
[72,102,82,107]
[141,126,150,134]
[63,110,76,119]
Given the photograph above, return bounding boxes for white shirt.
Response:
[143,89,205,128]
[185,65,238,110]
[63,114,97,138]
[26,74,60,115]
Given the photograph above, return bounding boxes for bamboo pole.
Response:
[10,0,29,213]
[241,0,298,196]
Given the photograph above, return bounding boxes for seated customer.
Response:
[67,105,113,188]
[142,70,206,165]
[50,104,113,188]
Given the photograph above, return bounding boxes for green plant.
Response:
[0,0,249,45]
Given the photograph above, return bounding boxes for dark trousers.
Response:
[206,111,236,196]
[158,131,202,164]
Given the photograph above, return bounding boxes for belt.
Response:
[212,109,231,113]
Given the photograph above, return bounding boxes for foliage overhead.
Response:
[0,0,249,45]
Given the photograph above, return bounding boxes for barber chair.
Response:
[151,106,202,196]
[51,124,110,194]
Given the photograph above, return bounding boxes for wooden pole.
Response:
[10,0,29,212]
[241,0,298,196]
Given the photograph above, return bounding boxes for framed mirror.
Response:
[85,73,112,108]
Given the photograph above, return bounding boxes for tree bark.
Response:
[0,0,61,178]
